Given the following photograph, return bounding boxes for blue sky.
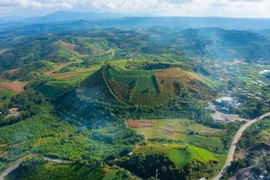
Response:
[0,0,268,18]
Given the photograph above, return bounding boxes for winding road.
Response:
[212,112,270,180]
[0,159,25,180]
[0,156,69,180]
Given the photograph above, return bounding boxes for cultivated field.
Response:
[127,119,220,141]
[0,81,27,93]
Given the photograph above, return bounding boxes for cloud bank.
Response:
[0,0,269,18]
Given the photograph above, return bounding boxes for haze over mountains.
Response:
[2,11,270,33]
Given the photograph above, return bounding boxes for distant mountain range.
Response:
[2,11,270,34]
[0,11,123,24]
[24,11,123,23]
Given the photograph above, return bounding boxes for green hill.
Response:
[79,60,217,107]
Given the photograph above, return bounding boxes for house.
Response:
[8,108,20,117]
[9,108,19,112]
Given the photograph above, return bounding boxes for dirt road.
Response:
[212,112,270,180]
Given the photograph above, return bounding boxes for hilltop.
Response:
[78,60,217,107]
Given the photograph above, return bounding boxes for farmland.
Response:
[126,119,226,171]
[0,81,27,93]
[127,119,221,141]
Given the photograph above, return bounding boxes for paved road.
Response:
[0,155,33,180]
[212,112,270,180]
[0,156,69,180]
[0,161,23,180]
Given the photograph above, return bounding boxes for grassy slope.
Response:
[168,147,218,167]
[0,89,16,108]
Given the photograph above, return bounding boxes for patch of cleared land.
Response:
[0,81,27,93]
[59,39,87,57]
[127,119,220,140]
[44,62,75,76]
[44,61,100,80]
[0,69,20,79]
[208,103,248,123]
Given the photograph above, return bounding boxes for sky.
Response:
[0,0,269,18]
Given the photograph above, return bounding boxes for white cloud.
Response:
[0,0,270,17]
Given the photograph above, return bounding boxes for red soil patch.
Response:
[44,62,74,76]
[59,40,76,52]
[59,39,83,57]
[156,68,200,93]
[127,120,156,128]
[0,68,21,79]
[156,68,181,78]
[156,68,200,80]
[161,128,184,134]
[0,81,27,93]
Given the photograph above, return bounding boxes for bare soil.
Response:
[0,81,27,93]
[127,120,156,128]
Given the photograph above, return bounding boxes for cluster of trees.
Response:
[230,94,266,119]
[117,153,218,180]
[0,91,49,127]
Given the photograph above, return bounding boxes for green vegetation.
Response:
[117,142,220,180]
[0,89,16,108]
[168,147,218,168]
[6,157,137,180]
